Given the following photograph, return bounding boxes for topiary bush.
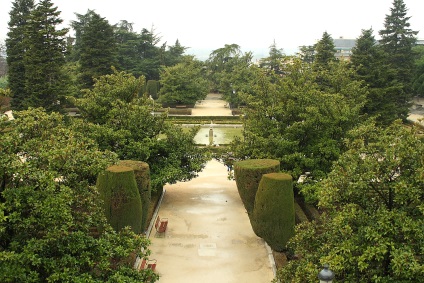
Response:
[233,159,280,216]
[96,165,142,234]
[117,160,151,232]
[252,172,295,251]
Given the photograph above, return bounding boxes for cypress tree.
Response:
[6,0,34,110]
[23,0,68,112]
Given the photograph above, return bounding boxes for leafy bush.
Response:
[234,159,280,216]
[96,165,143,234]
[252,173,295,251]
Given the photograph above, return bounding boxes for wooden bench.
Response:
[155,216,168,234]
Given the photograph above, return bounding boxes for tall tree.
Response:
[276,120,424,282]
[22,0,68,112]
[314,31,336,70]
[78,11,117,89]
[350,28,400,125]
[6,0,34,110]
[378,0,418,120]
[260,40,285,75]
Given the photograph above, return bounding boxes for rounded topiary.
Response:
[252,172,295,251]
[117,160,151,232]
[234,159,280,216]
[96,165,142,234]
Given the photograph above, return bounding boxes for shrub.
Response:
[233,159,280,216]
[252,172,295,251]
[96,165,142,234]
[118,160,151,232]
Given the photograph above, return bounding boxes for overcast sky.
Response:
[1,0,423,59]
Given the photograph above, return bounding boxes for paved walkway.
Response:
[148,159,275,283]
[191,93,233,116]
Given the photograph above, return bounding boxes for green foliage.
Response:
[412,45,424,96]
[252,173,295,251]
[6,0,34,111]
[22,0,68,112]
[0,76,8,89]
[0,108,157,282]
[74,69,208,189]
[158,57,209,106]
[314,31,336,70]
[97,165,143,234]
[117,160,151,232]
[231,60,366,190]
[146,80,159,99]
[276,120,424,282]
[77,10,117,89]
[233,159,280,215]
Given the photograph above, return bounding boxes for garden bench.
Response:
[155,215,168,234]
[140,258,157,271]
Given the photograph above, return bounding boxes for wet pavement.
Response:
[148,160,275,283]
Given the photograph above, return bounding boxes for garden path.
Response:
[148,93,275,283]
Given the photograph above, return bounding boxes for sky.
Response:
[1,0,423,60]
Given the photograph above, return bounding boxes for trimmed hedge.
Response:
[96,165,142,234]
[234,159,280,216]
[252,173,295,251]
[146,80,159,99]
[117,160,151,232]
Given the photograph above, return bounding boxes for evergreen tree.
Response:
[260,40,285,75]
[378,0,417,121]
[164,39,187,66]
[314,31,336,70]
[23,0,68,112]
[6,0,34,110]
[298,45,315,64]
[78,11,117,89]
[350,28,400,125]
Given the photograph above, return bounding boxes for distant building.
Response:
[333,37,356,61]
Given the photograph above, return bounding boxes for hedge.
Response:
[233,159,280,216]
[252,173,295,251]
[96,165,142,234]
[117,160,151,232]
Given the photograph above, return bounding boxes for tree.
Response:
[77,10,117,89]
[231,60,366,187]
[6,0,34,110]
[0,108,158,282]
[314,31,336,70]
[412,45,424,96]
[378,0,418,121]
[260,40,285,75]
[164,39,188,66]
[74,69,208,190]
[206,44,242,92]
[298,45,315,64]
[158,57,209,106]
[22,0,69,112]
[276,120,424,282]
[350,28,401,125]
